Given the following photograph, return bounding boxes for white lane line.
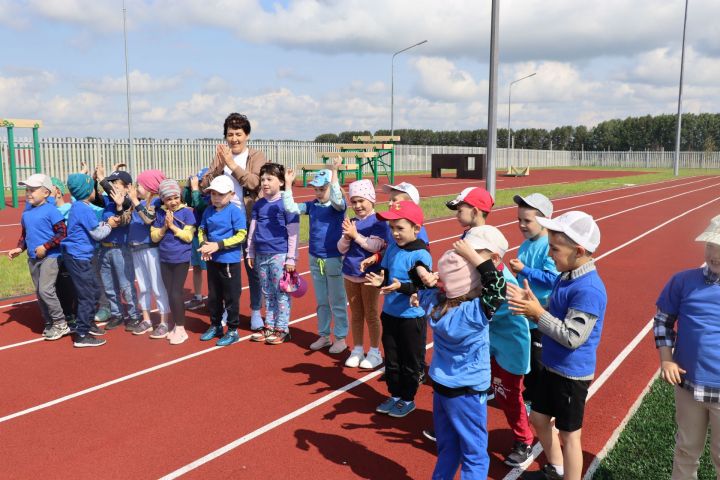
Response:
[0,337,44,351]
[159,340,435,479]
[163,191,710,477]
[0,175,709,311]
[502,201,719,480]
[0,310,322,425]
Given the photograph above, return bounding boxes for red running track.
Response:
[0,173,715,479]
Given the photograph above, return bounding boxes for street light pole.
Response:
[485,0,500,197]
[122,0,135,175]
[506,72,536,168]
[391,40,428,137]
[673,0,689,177]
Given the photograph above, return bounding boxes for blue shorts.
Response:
[190,236,207,270]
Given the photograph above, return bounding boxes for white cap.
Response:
[206,175,234,194]
[464,225,509,257]
[382,182,420,205]
[696,215,720,246]
[537,211,601,253]
[19,173,53,191]
[513,193,553,218]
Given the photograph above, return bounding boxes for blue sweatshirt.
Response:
[380,238,432,318]
[518,234,559,314]
[489,267,531,375]
[21,202,64,259]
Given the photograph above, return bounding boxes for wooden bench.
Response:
[352,135,401,142]
[298,157,364,186]
[314,151,378,159]
[504,165,530,177]
[335,143,395,150]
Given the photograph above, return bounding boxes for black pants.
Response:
[160,262,189,327]
[56,257,77,318]
[64,256,101,337]
[381,312,427,402]
[523,328,545,403]
[207,261,242,329]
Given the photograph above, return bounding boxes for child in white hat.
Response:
[653,215,720,480]
[508,210,606,480]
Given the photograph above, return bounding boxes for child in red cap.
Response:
[365,201,432,418]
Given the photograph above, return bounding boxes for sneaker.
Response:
[125,317,142,332]
[149,323,169,339]
[45,323,70,341]
[42,324,52,338]
[184,297,204,310]
[200,324,224,341]
[132,320,153,336]
[168,329,189,345]
[67,317,77,334]
[217,329,240,347]
[388,400,416,418]
[521,464,563,480]
[94,307,111,324]
[345,350,365,368]
[266,329,291,345]
[376,397,399,414]
[418,370,427,385]
[422,429,436,442]
[504,441,534,468]
[73,334,107,348]
[105,316,124,330]
[250,310,264,331]
[89,324,106,336]
[250,327,273,342]
[309,336,332,351]
[359,350,383,369]
[329,338,347,354]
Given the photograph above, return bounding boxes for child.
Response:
[337,179,388,369]
[283,161,348,354]
[508,193,559,411]
[99,169,143,331]
[197,175,247,346]
[508,211,606,480]
[427,238,507,480]
[50,176,78,329]
[127,169,171,338]
[382,182,430,244]
[184,168,210,311]
[247,163,300,345]
[61,173,119,347]
[466,226,534,469]
[445,186,494,232]
[364,201,431,418]
[150,179,196,345]
[654,215,720,480]
[7,174,69,340]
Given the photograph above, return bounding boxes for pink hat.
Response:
[348,179,376,203]
[136,170,166,194]
[438,250,482,299]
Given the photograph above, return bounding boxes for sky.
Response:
[0,0,718,140]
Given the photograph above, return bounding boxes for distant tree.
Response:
[314,133,339,143]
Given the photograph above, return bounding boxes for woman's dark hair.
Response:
[223,113,251,136]
[259,162,286,191]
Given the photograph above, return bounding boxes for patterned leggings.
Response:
[256,253,292,332]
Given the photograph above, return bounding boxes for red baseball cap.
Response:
[446,187,494,213]
[376,200,424,226]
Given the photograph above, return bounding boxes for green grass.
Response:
[594,378,717,479]
[1,168,717,299]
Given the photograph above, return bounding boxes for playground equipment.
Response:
[0,118,43,209]
[299,135,398,186]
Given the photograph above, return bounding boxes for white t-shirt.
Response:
[223,149,249,210]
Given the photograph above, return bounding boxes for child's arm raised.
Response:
[329,157,346,212]
[281,169,308,215]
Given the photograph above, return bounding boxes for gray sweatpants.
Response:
[28,256,66,327]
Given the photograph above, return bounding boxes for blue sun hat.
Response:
[308,169,332,187]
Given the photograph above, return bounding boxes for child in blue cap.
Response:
[283,158,349,354]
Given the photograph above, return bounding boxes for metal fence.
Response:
[2,137,719,186]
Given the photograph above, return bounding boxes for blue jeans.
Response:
[309,255,348,339]
[99,245,140,320]
[64,255,101,337]
[243,241,262,311]
[432,391,489,480]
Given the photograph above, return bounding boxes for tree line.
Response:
[314,113,720,152]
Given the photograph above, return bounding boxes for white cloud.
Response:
[82,70,183,95]
[624,47,720,87]
[411,57,484,102]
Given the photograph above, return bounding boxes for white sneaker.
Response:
[359,350,383,369]
[345,350,364,368]
[250,310,264,331]
[309,336,332,351]
[329,338,347,354]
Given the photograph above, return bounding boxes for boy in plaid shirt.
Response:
[654,214,720,480]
